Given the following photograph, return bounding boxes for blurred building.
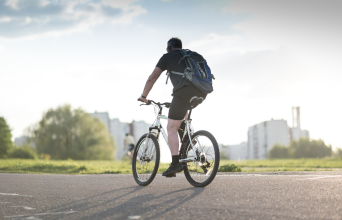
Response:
[247,107,310,160]
[290,107,310,141]
[220,142,247,160]
[89,112,150,160]
[90,112,111,132]
[110,118,130,160]
[130,120,151,144]
[14,136,35,148]
[111,120,150,160]
[14,136,28,146]
[247,119,289,159]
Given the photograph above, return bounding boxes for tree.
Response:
[31,105,115,160]
[334,148,342,158]
[290,138,332,158]
[268,144,290,159]
[8,145,37,159]
[269,139,332,159]
[0,117,13,158]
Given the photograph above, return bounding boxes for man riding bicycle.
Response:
[139,37,207,177]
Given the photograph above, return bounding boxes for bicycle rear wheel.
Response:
[182,130,220,187]
[132,134,160,186]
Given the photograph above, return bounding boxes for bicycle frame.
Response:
[146,112,198,163]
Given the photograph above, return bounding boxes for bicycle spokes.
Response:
[184,133,218,184]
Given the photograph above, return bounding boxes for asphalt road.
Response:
[1,172,342,220]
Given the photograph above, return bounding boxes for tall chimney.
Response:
[297,107,301,129]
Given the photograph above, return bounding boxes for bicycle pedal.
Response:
[165,173,176,178]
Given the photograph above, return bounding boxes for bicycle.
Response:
[132,97,220,187]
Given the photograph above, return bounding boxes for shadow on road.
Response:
[36,185,145,220]
[78,186,205,220]
[38,184,204,220]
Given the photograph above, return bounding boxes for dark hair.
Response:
[126,133,129,136]
[168,37,182,49]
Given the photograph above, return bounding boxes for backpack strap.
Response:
[165,49,193,84]
[166,71,185,84]
[170,71,185,76]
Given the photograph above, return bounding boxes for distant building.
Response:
[110,118,130,160]
[90,112,111,133]
[130,120,151,144]
[248,119,290,159]
[14,136,28,146]
[111,120,150,160]
[247,107,310,160]
[220,142,247,160]
[89,112,151,160]
[14,136,35,148]
[290,107,310,141]
[228,142,247,160]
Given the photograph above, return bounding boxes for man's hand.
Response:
[138,96,148,104]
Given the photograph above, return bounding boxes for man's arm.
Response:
[139,67,163,103]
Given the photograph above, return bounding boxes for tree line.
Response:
[269,138,341,159]
[0,105,116,160]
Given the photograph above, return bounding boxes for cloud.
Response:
[224,0,342,51]
[188,33,241,48]
[0,0,146,40]
[188,33,246,56]
[213,46,312,98]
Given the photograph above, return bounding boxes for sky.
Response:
[1,0,342,151]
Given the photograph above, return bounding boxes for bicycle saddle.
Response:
[190,96,204,109]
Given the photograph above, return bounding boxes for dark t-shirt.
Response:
[156,49,192,95]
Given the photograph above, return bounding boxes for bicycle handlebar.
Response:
[137,98,170,108]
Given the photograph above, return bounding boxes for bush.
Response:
[218,164,242,172]
[220,151,229,160]
[8,145,37,159]
[0,117,13,158]
[40,153,51,160]
[269,144,290,159]
[269,139,332,159]
[334,148,342,158]
[290,138,332,158]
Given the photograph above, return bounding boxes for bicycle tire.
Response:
[182,130,220,187]
[132,134,160,186]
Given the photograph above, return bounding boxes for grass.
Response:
[220,158,342,172]
[0,158,341,174]
[0,159,174,174]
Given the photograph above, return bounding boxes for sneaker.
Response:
[162,163,184,176]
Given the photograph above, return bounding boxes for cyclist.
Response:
[139,37,207,177]
[124,133,135,161]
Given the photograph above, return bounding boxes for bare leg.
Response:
[167,119,183,155]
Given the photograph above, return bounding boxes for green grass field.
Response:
[0,158,341,174]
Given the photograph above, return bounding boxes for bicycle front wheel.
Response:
[182,130,220,187]
[132,134,160,186]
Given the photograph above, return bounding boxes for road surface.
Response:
[1,172,342,220]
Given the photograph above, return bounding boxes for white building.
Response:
[130,120,151,144]
[220,142,247,160]
[90,112,111,133]
[14,136,28,146]
[247,119,290,159]
[228,142,247,160]
[110,118,130,160]
[89,112,151,160]
[111,120,150,160]
[246,107,310,160]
